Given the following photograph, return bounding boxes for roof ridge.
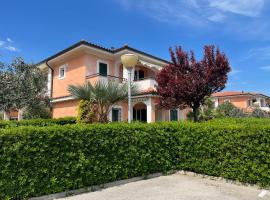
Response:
[37,40,169,65]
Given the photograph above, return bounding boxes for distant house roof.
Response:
[38,40,170,65]
[212,91,270,99]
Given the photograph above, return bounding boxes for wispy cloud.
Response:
[243,46,270,61]
[6,38,13,43]
[4,46,20,52]
[209,0,264,17]
[116,0,269,40]
[116,0,265,25]
[260,65,270,70]
[0,41,4,47]
[229,68,241,75]
[0,37,20,52]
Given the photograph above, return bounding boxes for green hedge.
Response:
[0,117,76,128]
[1,121,270,199]
[205,117,270,126]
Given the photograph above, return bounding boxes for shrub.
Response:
[216,102,246,118]
[76,100,98,123]
[1,120,270,199]
[0,117,76,129]
[23,96,52,119]
[251,108,269,118]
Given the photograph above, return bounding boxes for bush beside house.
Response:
[1,120,270,199]
[0,117,76,129]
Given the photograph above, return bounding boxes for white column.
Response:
[3,111,10,121]
[256,98,261,107]
[127,68,132,123]
[214,98,219,108]
[47,68,52,97]
[18,109,24,121]
[146,98,153,123]
[123,67,134,81]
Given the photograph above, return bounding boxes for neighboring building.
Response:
[37,40,189,122]
[212,91,270,112]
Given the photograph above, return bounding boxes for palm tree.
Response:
[68,80,137,123]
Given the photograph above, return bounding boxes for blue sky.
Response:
[1,0,270,94]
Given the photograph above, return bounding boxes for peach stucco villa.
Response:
[212,91,270,112]
[37,40,189,123]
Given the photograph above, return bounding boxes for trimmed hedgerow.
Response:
[0,121,270,199]
[0,117,76,129]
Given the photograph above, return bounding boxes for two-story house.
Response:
[37,40,189,122]
[212,91,270,112]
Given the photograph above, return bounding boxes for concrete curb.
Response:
[29,170,270,200]
[30,173,163,200]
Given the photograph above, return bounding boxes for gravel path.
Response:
[59,173,269,200]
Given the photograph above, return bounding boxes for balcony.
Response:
[133,77,157,91]
[85,74,157,94]
[85,73,126,84]
[260,107,270,112]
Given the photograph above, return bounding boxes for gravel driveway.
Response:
[59,173,269,200]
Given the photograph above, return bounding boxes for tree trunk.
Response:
[193,106,200,122]
[3,111,10,121]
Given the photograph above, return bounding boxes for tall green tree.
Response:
[68,80,136,123]
[0,57,47,119]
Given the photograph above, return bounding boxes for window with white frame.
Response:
[59,65,67,79]
[98,62,108,76]
[224,99,230,103]
[112,108,121,122]
[134,69,145,81]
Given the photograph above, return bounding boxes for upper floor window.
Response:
[59,64,67,79]
[134,69,144,81]
[99,62,108,77]
[170,109,178,121]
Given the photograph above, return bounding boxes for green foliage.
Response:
[76,100,98,123]
[68,80,137,123]
[216,102,246,118]
[251,108,270,118]
[0,117,76,129]
[0,112,3,120]
[0,57,47,112]
[23,97,52,119]
[187,97,217,121]
[1,119,270,199]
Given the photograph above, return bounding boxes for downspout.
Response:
[45,61,54,99]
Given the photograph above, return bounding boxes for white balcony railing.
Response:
[133,78,157,91]
[260,107,270,112]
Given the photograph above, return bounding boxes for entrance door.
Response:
[133,102,147,122]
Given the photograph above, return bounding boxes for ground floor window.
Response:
[170,109,178,121]
[112,108,121,122]
[133,108,147,122]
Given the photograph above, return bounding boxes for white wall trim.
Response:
[114,60,121,77]
[51,96,76,103]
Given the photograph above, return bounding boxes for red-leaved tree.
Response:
[156,45,231,122]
